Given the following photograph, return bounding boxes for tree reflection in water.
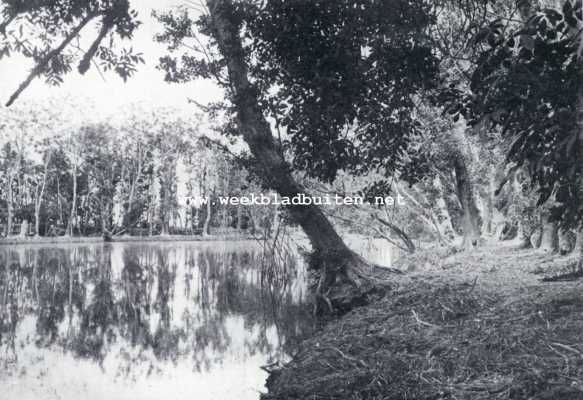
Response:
[0,241,312,399]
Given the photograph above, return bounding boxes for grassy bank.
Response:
[263,245,583,400]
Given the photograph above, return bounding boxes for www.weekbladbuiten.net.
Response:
[183,193,406,207]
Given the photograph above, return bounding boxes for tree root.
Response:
[307,248,401,315]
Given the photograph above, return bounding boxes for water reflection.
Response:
[0,241,312,400]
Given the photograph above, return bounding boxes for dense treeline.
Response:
[0,104,277,238]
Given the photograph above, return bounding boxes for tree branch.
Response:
[78,16,113,74]
[6,13,97,107]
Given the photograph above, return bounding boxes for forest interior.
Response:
[1,0,583,399]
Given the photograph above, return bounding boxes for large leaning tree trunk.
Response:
[206,0,383,313]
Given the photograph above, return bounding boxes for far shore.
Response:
[0,234,261,246]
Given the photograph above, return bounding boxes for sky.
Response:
[0,0,223,121]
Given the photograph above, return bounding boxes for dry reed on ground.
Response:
[263,278,583,400]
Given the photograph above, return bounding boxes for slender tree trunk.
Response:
[236,205,242,231]
[160,177,169,236]
[574,228,583,256]
[574,229,583,269]
[207,0,382,313]
[57,175,63,225]
[248,209,257,235]
[34,200,42,237]
[125,148,141,228]
[34,155,50,237]
[80,195,88,236]
[270,205,279,238]
[160,171,171,236]
[148,173,155,236]
[101,200,110,237]
[480,193,493,237]
[6,170,13,236]
[203,194,212,237]
[67,163,77,236]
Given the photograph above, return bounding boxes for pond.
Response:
[0,240,314,400]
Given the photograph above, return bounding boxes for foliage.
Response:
[155,0,440,183]
[454,0,583,228]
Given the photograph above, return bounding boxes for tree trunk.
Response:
[431,177,458,243]
[574,228,583,256]
[80,194,89,236]
[574,21,583,267]
[66,163,77,236]
[248,209,258,235]
[539,210,559,253]
[57,175,63,225]
[236,205,242,231]
[101,200,111,238]
[160,178,170,236]
[270,206,279,238]
[513,222,532,248]
[480,192,493,237]
[34,203,42,237]
[148,173,155,236]
[452,151,481,249]
[202,194,211,237]
[6,170,13,236]
[207,0,382,313]
[575,229,583,269]
[34,155,50,237]
[19,219,28,238]
[124,147,141,228]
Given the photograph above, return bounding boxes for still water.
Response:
[0,241,313,400]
